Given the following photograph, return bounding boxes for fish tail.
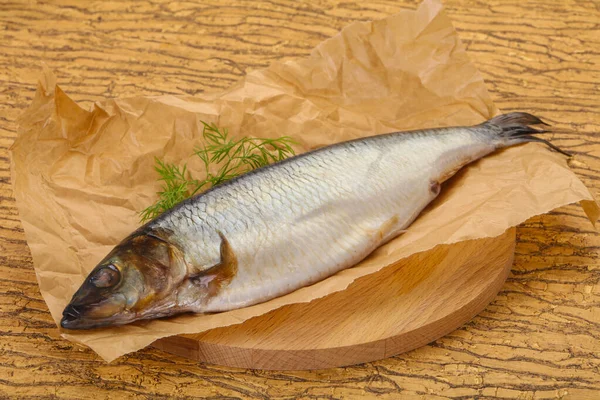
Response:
[483,112,571,157]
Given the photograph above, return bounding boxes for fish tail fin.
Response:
[483,112,571,157]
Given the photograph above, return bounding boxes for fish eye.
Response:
[90,264,120,288]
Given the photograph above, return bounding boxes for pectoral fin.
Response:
[189,232,238,296]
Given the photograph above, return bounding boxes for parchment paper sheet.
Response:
[10,0,598,362]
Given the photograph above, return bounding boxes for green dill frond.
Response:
[139,122,296,222]
[139,158,198,222]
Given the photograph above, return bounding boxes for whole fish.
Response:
[61,112,567,329]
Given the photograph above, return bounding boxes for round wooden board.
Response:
[153,228,516,370]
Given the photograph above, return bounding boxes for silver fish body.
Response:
[148,114,544,311]
[61,112,562,329]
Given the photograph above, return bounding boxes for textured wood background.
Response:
[1,0,599,398]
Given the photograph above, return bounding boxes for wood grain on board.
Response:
[1,0,599,398]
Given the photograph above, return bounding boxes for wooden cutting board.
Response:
[153,228,515,370]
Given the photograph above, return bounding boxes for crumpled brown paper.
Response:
[10,0,598,362]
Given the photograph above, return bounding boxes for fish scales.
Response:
[154,127,489,309]
[61,113,566,329]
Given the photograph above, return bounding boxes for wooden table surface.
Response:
[1,0,599,398]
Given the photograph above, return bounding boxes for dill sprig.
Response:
[138,160,193,223]
[139,122,296,222]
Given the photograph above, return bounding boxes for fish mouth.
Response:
[61,318,113,330]
[60,304,109,330]
[60,304,82,327]
[60,301,131,330]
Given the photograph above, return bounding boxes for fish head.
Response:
[61,231,187,330]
